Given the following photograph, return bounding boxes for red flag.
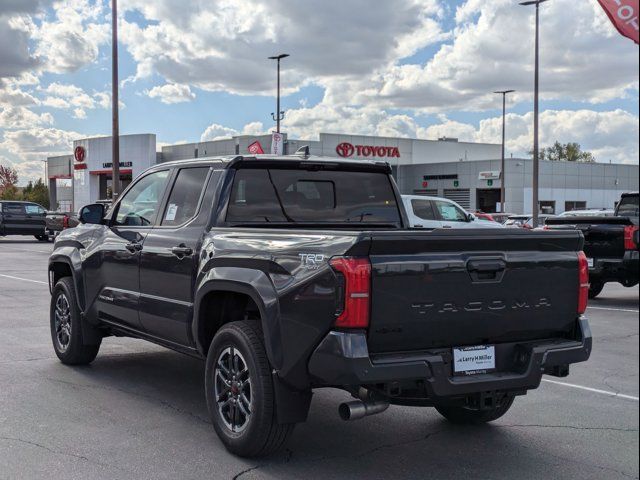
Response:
[248,141,265,155]
[597,0,639,44]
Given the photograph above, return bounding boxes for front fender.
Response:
[48,245,85,312]
[193,267,282,369]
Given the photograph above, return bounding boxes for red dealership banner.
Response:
[248,141,265,155]
[597,0,639,44]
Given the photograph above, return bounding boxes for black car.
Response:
[0,201,49,241]
[48,154,591,457]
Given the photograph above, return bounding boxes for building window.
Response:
[540,201,556,214]
[565,201,587,212]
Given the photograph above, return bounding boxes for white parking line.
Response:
[542,378,639,402]
[588,306,639,314]
[0,274,48,286]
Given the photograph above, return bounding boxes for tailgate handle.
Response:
[467,259,506,282]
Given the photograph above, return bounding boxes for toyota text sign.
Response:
[336,142,401,159]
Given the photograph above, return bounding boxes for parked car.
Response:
[474,211,496,222]
[0,201,49,241]
[49,154,591,457]
[402,195,503,229]
[559,209,615,217]
[505,214,555,229]
[546,192,639,298]
[46,200,111,240]
[492,213,516,224]
[45,211,80,240]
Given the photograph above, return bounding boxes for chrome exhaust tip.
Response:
[339,399,390,421]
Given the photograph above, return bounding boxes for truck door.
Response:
[1,203,28,234]
[138,167,216,346]
[84,169,171,331]
[433,199,471,229]
[24,203,47,234]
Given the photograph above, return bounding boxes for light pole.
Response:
[520,0,548,228]
[111,0,120,199]
[268,54,289,133]
[494,89,515,214]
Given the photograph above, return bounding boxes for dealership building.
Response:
[47,132,639,215]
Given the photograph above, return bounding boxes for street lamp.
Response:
[520,0,549,228]
[111,0,120,199]
[268,54,289,133]
[494,89,515,214]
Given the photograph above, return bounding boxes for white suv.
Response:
[402,195,504,229]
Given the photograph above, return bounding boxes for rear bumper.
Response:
[308,317,592,400]
[590,252,639,284]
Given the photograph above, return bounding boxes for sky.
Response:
[0,0,638,184]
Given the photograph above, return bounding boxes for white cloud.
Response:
[423,109,640,164]
[32,0,109,74]
[200,121,267,142]
[0,106,53,129]
[147,83,195,104]
[120,0,446,95]
[369,0,640,111]
[38,82,113,117]
[0,126,85,161]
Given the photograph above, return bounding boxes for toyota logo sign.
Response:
[336,143,355,158]
[74,146,86,163]
[336,142,400,159]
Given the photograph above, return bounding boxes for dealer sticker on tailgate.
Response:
[453,345,496,375]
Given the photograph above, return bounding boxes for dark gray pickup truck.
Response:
[546,192,639,298]
[48,154,592,457]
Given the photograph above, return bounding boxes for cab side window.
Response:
[25,205,45,215]
[161,167,210,227]
[434,200,467,222]
[114,170,170,227]
[411,199,436,220]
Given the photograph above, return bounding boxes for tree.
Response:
[533,142,595,163]
[23,178,50,209]
[0,165,19,196]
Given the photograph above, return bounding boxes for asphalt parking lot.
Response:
[0,236,638,480]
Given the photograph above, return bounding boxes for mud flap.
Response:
[272,372,312,424]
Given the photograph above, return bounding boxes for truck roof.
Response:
[154,154,392,173]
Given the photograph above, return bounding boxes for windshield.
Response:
[226,168,401,226]
[617,195,639,218]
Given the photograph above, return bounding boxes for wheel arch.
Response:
[193,267,282,370]
[48,249,85,312]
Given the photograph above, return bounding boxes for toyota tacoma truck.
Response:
[48,154,592,457]
[545,192,639,298]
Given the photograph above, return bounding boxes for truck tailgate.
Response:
[366,229,584,353]
[545,216,632,259]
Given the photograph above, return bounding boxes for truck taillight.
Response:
[624,225,639,250]
[577,251,589,315]
[62,215,69,229]
[330,257,371,329]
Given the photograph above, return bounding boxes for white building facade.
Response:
[48,131,638,215]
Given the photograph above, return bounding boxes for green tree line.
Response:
[0,165,50,209]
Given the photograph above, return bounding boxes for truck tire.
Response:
[435,396,515,425]
[205,321,294,457]
[34,234,48,242]
[588,281,604,299]
[50,277,101,365]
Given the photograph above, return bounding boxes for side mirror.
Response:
[467,213,475,222]
[79,203,105,225]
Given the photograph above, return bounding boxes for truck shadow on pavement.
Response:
[45,347,633,480]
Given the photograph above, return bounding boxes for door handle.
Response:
[125,242,143,253]
[171,245,193,258]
